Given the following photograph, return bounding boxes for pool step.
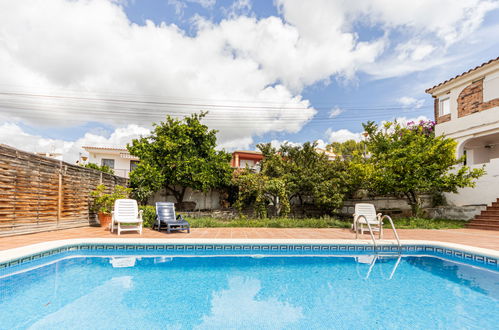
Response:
[467,198,499,231]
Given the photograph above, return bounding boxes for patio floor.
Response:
[1,226,498,251]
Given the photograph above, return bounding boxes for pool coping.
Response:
[1,238,499,266]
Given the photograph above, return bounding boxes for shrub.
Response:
[83,162,114,174]
[90,184,131,214]
[139,205,156,228]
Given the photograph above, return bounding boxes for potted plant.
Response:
[90,184,131,229]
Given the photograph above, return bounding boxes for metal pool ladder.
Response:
[356,215,401,252]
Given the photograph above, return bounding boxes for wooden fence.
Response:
[0,144,127,237]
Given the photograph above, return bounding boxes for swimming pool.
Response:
[1,243,498,329]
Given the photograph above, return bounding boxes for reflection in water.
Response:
[0,255,497,329]
[355,255,402,280]
[29,276,138,329]
[407,257,499,299]
[110,257,137,268]
[196,276,303,329]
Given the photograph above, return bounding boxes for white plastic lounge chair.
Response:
[353,203,383,239]
[111,199,143,235]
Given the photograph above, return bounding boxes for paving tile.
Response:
[0,226,498,251]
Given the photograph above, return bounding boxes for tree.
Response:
[127,112,233,204]
[363,120,485,216]
[232,141,350,216]
[232,169,290,218]
[327,139,367,159]
[259,141,348,210]
[82,162,114,174]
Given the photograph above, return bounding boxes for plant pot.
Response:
[98,212,112,230]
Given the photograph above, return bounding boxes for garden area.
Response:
[91,112,484,230]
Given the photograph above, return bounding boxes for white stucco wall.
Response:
[150,187,221,210]
[444,158,499,206]
[483,70,499,102]
[85,150,134,178]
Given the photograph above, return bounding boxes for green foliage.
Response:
[327,139,367,159]
[186,216,465,229]
[188,216,351,228]
[232,170,289,218]
[128,112,233,204]
[129,163,163,205]
[232,141,355,217]
[363,120,485,216]
[139,205,156,228]
[82,162,114,174]
[391,217,465,229]
[90,184,131,214]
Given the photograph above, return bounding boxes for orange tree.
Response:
[363,120,484,216]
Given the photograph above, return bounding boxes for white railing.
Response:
[112,169,131,178]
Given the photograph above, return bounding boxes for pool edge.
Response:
[1,238,498,266]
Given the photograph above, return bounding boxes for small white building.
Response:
[82,146,139,178]
[426,57,499,206]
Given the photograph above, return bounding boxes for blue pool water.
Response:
[1,254,498,329]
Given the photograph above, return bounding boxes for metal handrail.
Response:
[389,256,402,280]
[381,215,401,249]
[355,215,377,250]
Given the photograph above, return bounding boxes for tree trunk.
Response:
[405,191,423,217]
[165,185,187,203]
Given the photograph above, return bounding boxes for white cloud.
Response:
[187,0,216,8]
[196,277,302,329]
[398,97,425,109]
[276,0,499,79]
[222,0,252,19]
[0,0,497,151]
[168,0,187,15]
[328,107,343,118]
[325,115,430,144]
[326,128,362,143]
[0,0,320,150]
[314,139,328,149]
[392,115,430,126]
[0,122,149,163]
[268,139,302,149]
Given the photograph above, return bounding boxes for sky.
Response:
[0,0,498,162]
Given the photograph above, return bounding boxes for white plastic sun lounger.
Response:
[111,199,143,235]
[353,203,383,239]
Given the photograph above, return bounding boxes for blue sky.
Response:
[0,0,498,160]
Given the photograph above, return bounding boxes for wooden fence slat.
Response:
[0,144,127,237]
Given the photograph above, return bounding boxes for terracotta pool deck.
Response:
[1,227,498,251]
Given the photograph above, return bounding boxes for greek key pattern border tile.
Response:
[1,243,497,269]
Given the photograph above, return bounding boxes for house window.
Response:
[101,158,115,169]
[130,160,139,171]
[439,97,450,116]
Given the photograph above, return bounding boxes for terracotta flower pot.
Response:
[98,212,112,230]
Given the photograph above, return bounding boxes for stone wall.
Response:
[457,78,499,118]
[340,195,433,219]
[149,187,222,210]
[425,205,486,221]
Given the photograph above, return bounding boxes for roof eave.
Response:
[425,57,499,95]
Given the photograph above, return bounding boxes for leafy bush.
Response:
[90,184,131,214]
[391,217,465,229]
[139,205,156,228]
[83,162,114,174]
[187,216,465,229]
[188,216,351,228]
